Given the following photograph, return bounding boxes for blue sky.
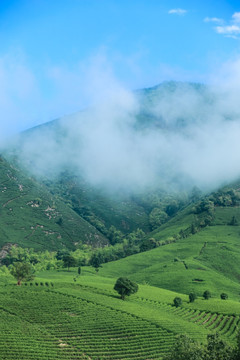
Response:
[1,0,240,135]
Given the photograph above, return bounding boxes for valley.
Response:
[1,83,240,359]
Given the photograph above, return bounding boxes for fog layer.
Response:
[10,77,240,193]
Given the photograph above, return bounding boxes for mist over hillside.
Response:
[5,81,240,194]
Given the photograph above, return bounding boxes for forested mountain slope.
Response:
[0,156,108,251]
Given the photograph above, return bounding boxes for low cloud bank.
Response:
[11,69,240,193]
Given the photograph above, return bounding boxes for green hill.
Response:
[1,82,240,359]
[1,269,240,359]
[0,155,108,251]
[99,185,240,300]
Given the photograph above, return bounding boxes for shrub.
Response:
[173,297,182,307]
[220,293,228,300]
[203,290,211,300]
[189,292,197,303]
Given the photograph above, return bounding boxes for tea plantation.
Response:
[1,269,240,360]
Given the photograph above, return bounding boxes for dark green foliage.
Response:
[173,297,182,307]
[56,217,63,226]
[139,238,157,252]
[190,223,198,234]
[165,201,179,216]
[78,266,81,275]
[114,277,138,300]
[107,226,123,245]
[164,333,233,360]
[229,216,238,226]
[62,255,77,271]
[203,290,211,300]
[210,188,240,207]
[194,199,214,215]
[179,229,188,239]
[220,292,228,300]
[189,292,197,303]
[10,262,35,285]
[149,208,168,230]
[56,249,70,260]
[163,334,204,360]
[89,253,103,272]
[206,333,232,360]
[234,331,240,360]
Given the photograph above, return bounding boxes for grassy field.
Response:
[1,268,240,360]
[99,209,240,301]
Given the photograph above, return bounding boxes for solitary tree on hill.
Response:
[114,277,138,300]
[189,292,197,303]
[203,290,211,300]
[173,297,182,307]
[62,255,76,271]
[220,293,228,300]
[10,262,35,285]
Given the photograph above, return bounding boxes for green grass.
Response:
[99,212,240,301]
[2,259,240,360]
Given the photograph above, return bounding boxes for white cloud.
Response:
[168,8,187,15]
[232,12,240,23]
[12,55,240,193]
[204,17,223,23]
[209,11,240,39]
[215,25,240,35]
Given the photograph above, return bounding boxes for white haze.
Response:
[5,56,240,193]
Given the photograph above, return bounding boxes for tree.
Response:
[107,225,123,245]
[220,293,228,300]
[89,253,103,273]
[233,330,240,359]
[149,208,168,230]
[78,266,81,275]
[114,277,138,300]
[205,333,232,360]
[163,334,204,360]
[62,255,76,271]
[189,292,197,303]
[229,216,238,226]
[56,249,70,260]
[173,297,182,307]
[10,262,35,285]
[139,238,157,252]
[203,290,211,300]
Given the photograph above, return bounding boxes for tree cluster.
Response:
[163,332,238,360]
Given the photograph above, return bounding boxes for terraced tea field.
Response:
[0,284,175,359]
[1,271,240,359]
